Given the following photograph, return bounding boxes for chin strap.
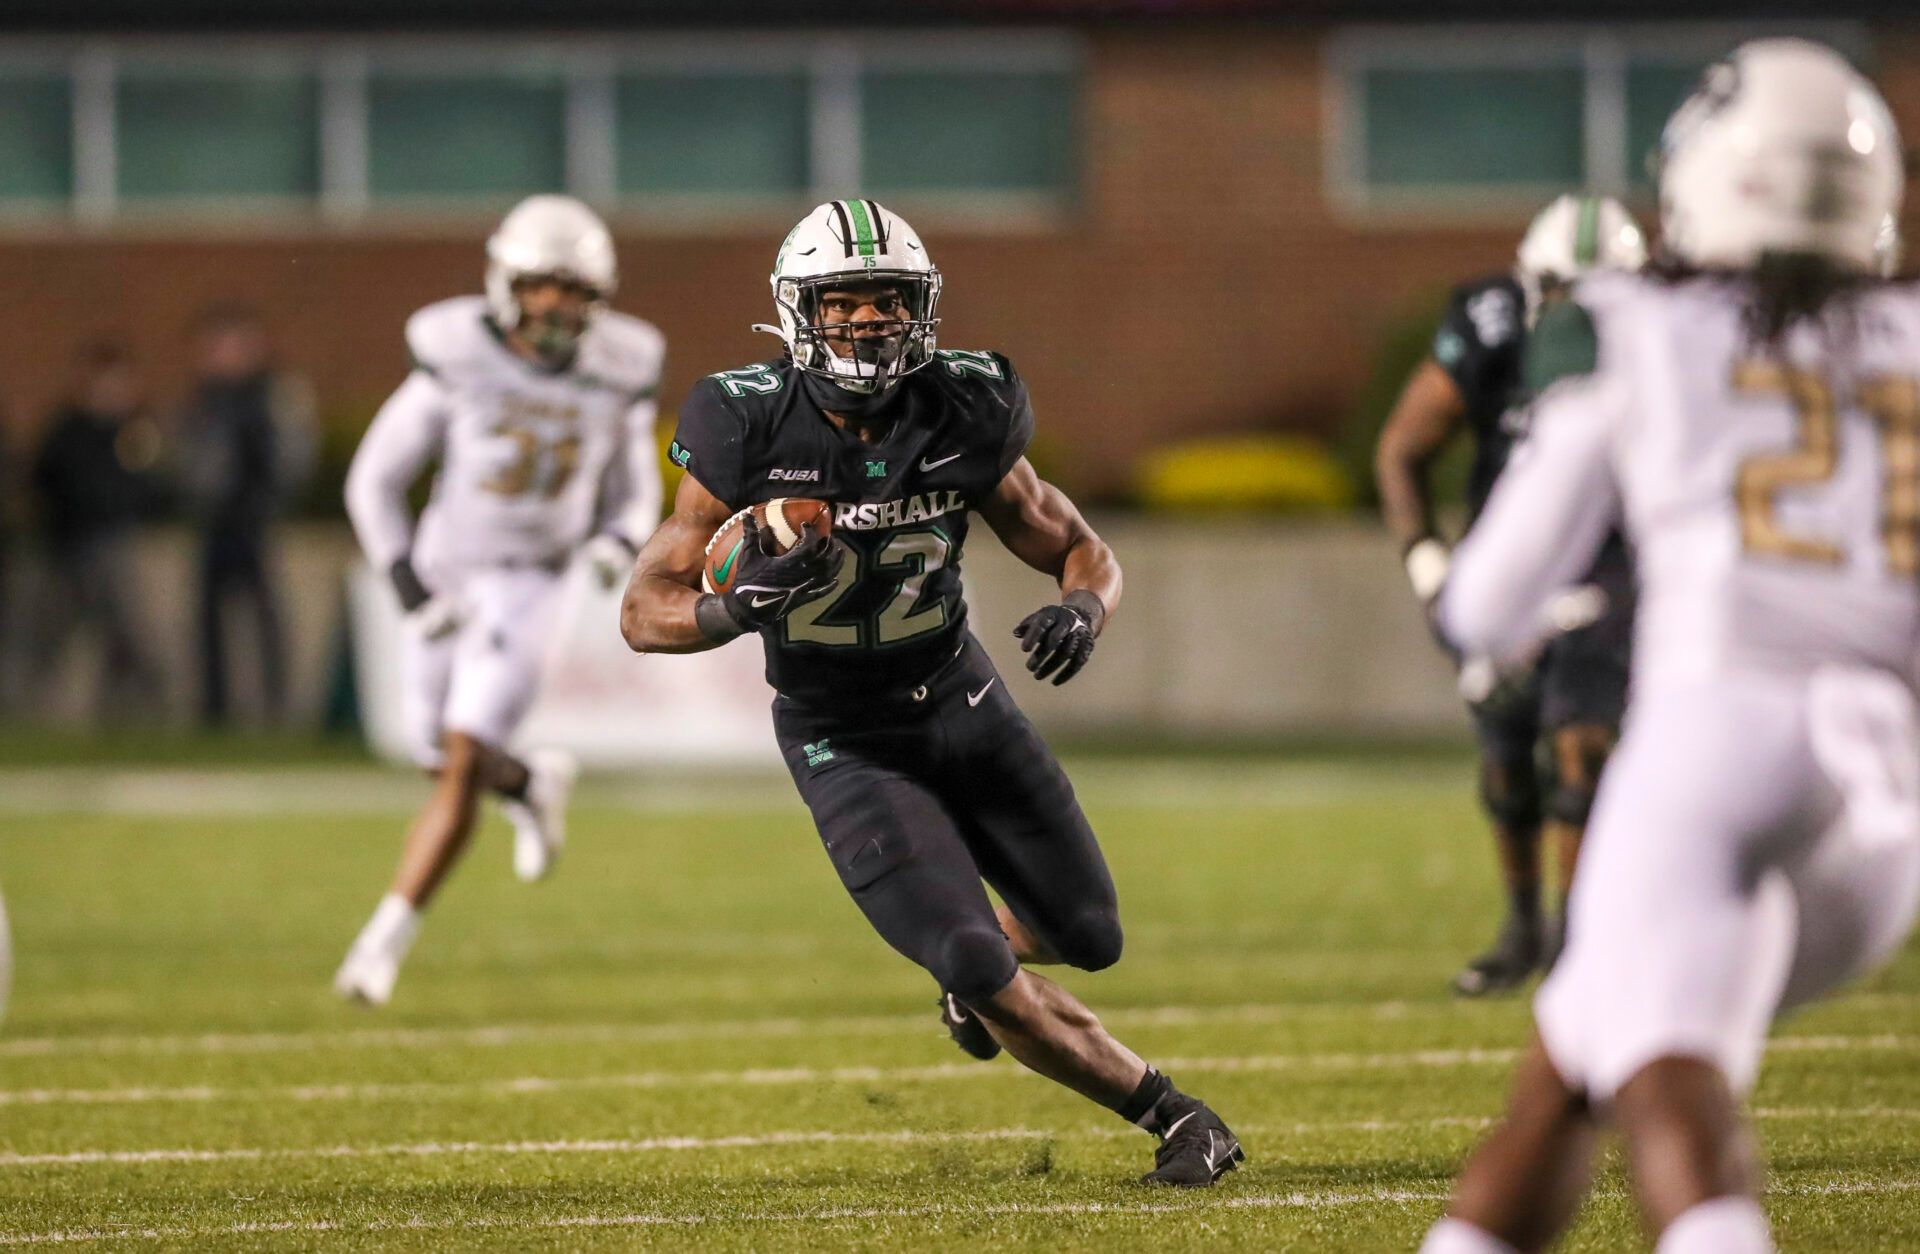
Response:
[800,368,903,419]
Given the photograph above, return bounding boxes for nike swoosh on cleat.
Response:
[919,452,962,472]
[1161,1111,1197,1140]
[946,995,971,1023]
[966,679,997,707]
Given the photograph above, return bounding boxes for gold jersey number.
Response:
[1733,360,1920,574]
[482,426,583,500]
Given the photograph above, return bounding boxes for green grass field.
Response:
[2,753,1917,1250]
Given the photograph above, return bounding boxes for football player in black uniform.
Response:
[1376,194,1646,996]
[619,200,1243,1187]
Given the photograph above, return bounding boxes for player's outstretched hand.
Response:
[1013,597,1099,685]
[583,532,639,592]
[723,516,845,632]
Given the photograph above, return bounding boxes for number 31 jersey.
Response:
[670,351,1034,706]
[1442,270,1920,690]
[346,295,666,582]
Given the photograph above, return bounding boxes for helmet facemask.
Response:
[775,270,942,396]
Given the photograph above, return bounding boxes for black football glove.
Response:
[721,514,845,633]
[1013,591,1104,685]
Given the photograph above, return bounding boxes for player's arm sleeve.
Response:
[667,379,747,511]
[1438,302,1623,662]
[596,395,664,548]
[344,370,447,570]
[995,359,1037,480]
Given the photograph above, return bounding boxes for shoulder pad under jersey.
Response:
[577,310,668,401]
[404,296,496,379]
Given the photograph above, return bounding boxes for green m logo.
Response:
[865,460,887,478]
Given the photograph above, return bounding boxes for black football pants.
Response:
[773,633,1121,1003]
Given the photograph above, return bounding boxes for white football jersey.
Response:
[347,296,666,580]
[1442,271,1920,690]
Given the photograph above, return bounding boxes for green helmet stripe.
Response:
[844,199,879,258]
[1574,196,1600,268]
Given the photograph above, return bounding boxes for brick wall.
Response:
[2,25,1914,499]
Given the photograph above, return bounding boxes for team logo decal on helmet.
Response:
[753,199,942,396]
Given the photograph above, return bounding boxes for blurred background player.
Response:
[1422,39,1919,1254]
[172,305,317,728]
[620,200,1243,1188]
[1375,193,1647,994]
[28,340,167,722]
[335,194,665,1006]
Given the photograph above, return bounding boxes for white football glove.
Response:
[406,595,463,642]
[1404,537,1450,603]
[583,533,637,592]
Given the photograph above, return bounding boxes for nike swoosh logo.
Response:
[1203,1131,1218,1172]
[713,537,745,584]
[1161,1111,1196,1139]
[967,679,997,707]
[919,452,962,472]
[749,594,785,609]
[946,994,971,1023]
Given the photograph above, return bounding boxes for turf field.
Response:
[2,752,1917,1250]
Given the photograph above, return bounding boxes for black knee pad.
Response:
[1479,753,1542,829]
[934,925,1020,1003]
[1051,907,1124,973]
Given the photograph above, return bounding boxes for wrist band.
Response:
[694,593,747,644]
[1063,588,1108,636]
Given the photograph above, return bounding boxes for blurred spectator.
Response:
[172,305,317,726]
[28,341,167,720]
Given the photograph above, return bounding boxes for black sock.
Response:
[1114,1067,1176,1131]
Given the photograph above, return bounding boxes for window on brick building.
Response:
[1361,64,1585,191]
[861,68,1077,199]
[0,73,71,206]
[1328,25,1869,217]
[0,35,1081,225]
[118,64,319,203]
[615,70,811,198]
[368,71,568,201]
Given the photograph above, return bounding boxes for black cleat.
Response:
[1452,911,1544,997]
[1141,1100,1244,1187]
[939,993,1000,1061]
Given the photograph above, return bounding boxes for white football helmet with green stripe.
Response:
[756,199,942,395]
[1515,193,1647,315]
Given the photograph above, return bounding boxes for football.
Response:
[702,497,833,595]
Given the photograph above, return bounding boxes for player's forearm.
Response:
[1374,444,1439,550]
[1059,531,1122,635]
[620,575,722,654]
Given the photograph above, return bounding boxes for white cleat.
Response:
[507,749,578,883]
[333,947,400,1007]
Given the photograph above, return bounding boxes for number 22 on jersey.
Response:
[1732,359,1920,574]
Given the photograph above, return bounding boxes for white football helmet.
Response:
[755,199,941,395]
[1515,193,1648,313]
[1659,38,1904,275]
[484,194,618,333]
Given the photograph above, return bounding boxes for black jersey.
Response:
[1432,273,1527,523]
[670,351,1034,706]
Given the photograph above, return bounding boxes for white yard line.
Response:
[0,1000,1443,1059]
[0,761,1463,818]
[3,1178,1917,1247]
[6,1107,1911,1171]
[0,1036,1910,1109]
